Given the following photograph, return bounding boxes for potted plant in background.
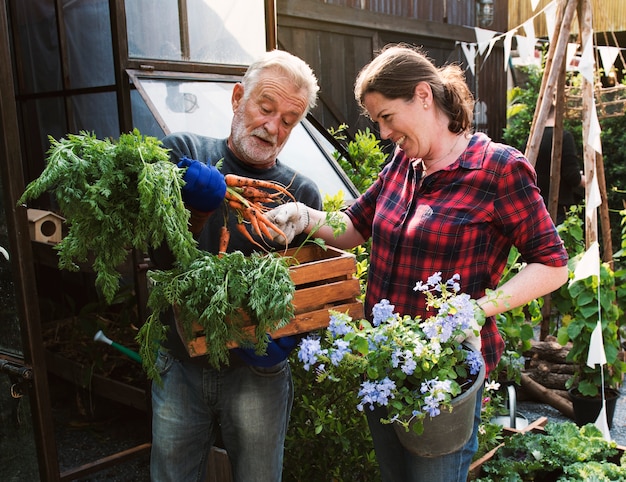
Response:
[297,272,486,457]
[556,258,625,428]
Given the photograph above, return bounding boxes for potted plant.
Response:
[297,272,486,457]
[556,259,625,427]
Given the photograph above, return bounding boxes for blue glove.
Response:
[177,156,226,212]
[233,335,299,367]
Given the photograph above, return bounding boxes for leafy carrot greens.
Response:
[18,129,198,303]
[138,250,296,380]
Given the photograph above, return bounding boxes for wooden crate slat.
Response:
[292,278,360,313]
[177,245,362,357]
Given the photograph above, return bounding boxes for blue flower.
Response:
[372,299,395,326]
[298,337,326,371]
[466,350,483,375]
[330,339,351,366]
[357,377,396,411]
[328,313,353,337]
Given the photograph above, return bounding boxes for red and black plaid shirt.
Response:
[346,132,568,374]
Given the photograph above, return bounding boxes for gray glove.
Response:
[265,202,310,245]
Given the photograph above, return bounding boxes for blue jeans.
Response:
[366,386,483,482]
[150,350,293,482]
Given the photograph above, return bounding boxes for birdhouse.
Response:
[26,209,64,244]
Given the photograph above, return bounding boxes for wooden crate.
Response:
[178,244,364,357]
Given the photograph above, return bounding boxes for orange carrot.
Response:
[218,225,230,257]
[224,174,295,201]
[235,222,266,251]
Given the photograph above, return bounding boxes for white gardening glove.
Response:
[265,202,310,245]
[457,315,482,351]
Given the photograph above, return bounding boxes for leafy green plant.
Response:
[137,250,295,380]
[17,129,197,303]
[556,260,625,397]
[489,248,543,385]
[474,421,625,481]
[329,124,389,193]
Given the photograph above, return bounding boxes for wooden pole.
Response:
[525,0,577,167]
[578,0,598,247]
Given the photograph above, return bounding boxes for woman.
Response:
[268,44,568,481]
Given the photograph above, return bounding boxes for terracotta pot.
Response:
[568,387,620,429]
[393,350,486,457]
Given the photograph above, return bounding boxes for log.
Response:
[520,373,574,420]
[524,338,571,364]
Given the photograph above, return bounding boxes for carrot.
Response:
[224,174,295,202]
[218,225,230,257]
[234,222,266,251]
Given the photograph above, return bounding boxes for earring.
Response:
[423,103,428,109]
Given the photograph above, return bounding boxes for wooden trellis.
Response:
[525,0,611,260]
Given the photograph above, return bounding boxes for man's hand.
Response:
[177,157,227,212]
[265,202,310,245]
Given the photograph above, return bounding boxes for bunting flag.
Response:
[515,35,537,65]
[460,42,476,75]
[589,100,602,154]
[578,33,596,83]
[475,27,497,56]
[570,241,600,285]
[598,46,620,75]
[595,403,612,442]
[566,43,579,72]
[587,320,607,368]
[504,30,515,71]
[531,0,541,10]
[587,170,602,222]
[544,1,557,43]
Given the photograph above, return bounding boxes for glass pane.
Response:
[125,0,265,65]
[131,90,165,139]
[0,195,21,357]
[188,1,265,65]
[63,0,115,88]
[125,0,181,60]
[0,376,40,481]
[134,76,357,200]
[68,92,120,139]
[11,0,62,93]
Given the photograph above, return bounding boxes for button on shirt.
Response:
[346,132,568,374]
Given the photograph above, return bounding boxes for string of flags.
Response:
[482,0,614,442]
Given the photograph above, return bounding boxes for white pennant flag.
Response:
[531,0,541,10]
[475,28,496,56]
[516,35,536,65]
[578,34,595,83]
[544,1,557,43]
[504,30,515,71]
[587,319,607,368]
[571,241,600,285]
[461,42,476,75]
[566,43,579,72]
[587,171,602,222]
[598,46,620,76]
[595,403,612,442]
[522,19,536,43]
[589,101,602,154]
